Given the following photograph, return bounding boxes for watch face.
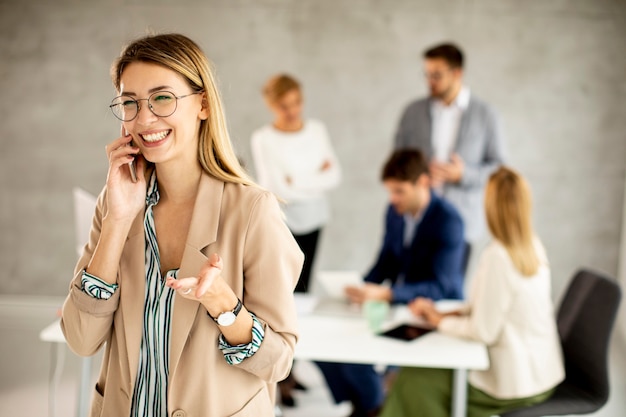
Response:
[217,312,236,327]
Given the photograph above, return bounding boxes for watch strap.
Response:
[209,298,243,324]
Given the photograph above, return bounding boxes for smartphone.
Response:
[123,126,138,183]
[127,141,138,183]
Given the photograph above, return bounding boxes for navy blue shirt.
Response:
[364,191,465,303]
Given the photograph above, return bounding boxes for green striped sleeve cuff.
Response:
[81,270,119,300]
[219,314,265,365]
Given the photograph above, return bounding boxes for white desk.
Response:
[294,296,489,417]
[40,319,92,417]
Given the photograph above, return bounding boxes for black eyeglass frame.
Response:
[109,90,203,122]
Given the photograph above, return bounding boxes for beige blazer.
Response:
[61,172,304,417]
[439,239,564,399]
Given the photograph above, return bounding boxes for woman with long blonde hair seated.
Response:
[380,166,564,417]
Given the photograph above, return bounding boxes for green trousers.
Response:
[380,367,555,417]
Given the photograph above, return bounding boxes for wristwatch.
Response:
[209,299,243,327]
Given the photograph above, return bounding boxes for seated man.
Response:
[316,149,465,417]
[347,148,466,304]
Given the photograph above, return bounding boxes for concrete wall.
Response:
[617,171,626,346]
[1,0,625,300]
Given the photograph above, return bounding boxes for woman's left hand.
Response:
[408,297,432,316]
[422,304,444,327]
[166,253,231,303]
[167,253,253,344]
[409,297,444,327]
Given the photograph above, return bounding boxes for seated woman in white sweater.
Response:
[380,166,564,417]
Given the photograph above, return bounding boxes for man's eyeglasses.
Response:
[423,69,454,82]
[109,90,203,122]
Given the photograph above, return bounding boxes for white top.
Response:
[251,119,341,234]
[430,87,470,162]
[439,239,565,399]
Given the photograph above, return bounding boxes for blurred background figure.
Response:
[394,43,506,260]
[251,74,342,406]
[346,149,465,305]
[252,74,342,294]
[381,166,564,417]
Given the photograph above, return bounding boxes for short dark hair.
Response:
[424,43,464,69]
[382,149,429,182]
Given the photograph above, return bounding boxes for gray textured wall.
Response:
[1,0,625,300]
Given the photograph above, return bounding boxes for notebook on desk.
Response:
[313,271,364,317]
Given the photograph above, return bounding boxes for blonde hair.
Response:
[262,74,301,103]
[111,33,254,186]
[485,167,540,276]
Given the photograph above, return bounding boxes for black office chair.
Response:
[502,269,622,417]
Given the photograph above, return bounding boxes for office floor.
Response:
[1,296,625,417]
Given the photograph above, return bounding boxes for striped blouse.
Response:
[81,172,265,416]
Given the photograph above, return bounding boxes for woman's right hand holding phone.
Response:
[104,130,146,226]
[85,131,146,286]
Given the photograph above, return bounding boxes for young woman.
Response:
[380,167,564,417]
[61,34,303,417]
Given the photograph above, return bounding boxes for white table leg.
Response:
[48,342,65,417]
[76,356,92,417]
[451,368,468,417]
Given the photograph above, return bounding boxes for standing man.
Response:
[395,43,505,248]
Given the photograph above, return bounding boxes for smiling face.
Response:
[119,62,208,167]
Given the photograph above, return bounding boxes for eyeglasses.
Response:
[109,90,203,122]
[423,70,453,82]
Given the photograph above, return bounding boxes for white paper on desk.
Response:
[435,299,466,313]
[316,270,363,300]
[390,306,431,327]
[293,293,319,315]
[389,300,465,328]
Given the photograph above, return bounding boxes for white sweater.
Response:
[439,239,565,399]
[250,119,341,234]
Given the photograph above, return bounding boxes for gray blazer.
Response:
[394,94,505,241]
